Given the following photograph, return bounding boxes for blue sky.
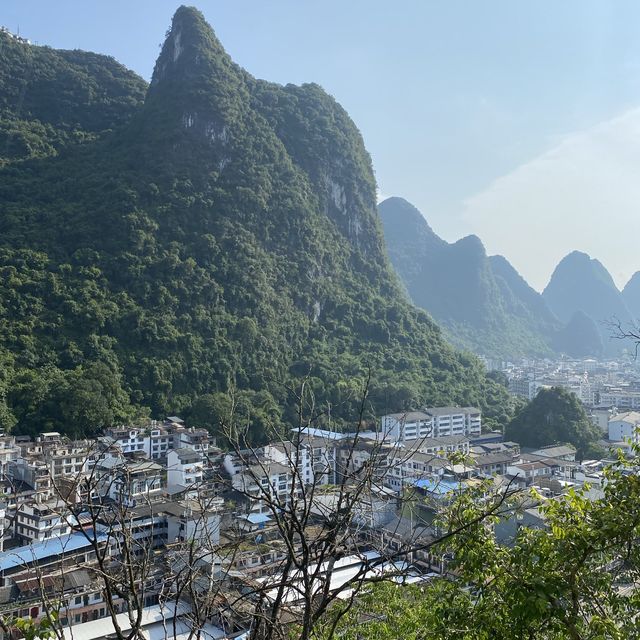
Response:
[4,1,640,290]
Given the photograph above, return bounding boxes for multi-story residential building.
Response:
[384,451,450,491]
[15,499,72,543]
[103,419,212,460]
[262,442,312,485]
[379,411,434,442]
[424,407,482,438]
[164,498,222,548]
[379,407,481,442]
[470,451,517,476]
[166,448,205,496]
[101,427,147,455]
[94,455,164,507]
[6,435,93,501]
[506,461,554,486]
[417,435,470,456]
[0,437,20,478]
[509,378,549,400]
[600,389,640,410]
[227,459,295,514]
[608,411,640,443]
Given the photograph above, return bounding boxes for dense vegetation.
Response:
[0,29,146,165]
[319,449,640,639]
[378,197,560,359]
[505,387,602,458]
[0,8,519,438]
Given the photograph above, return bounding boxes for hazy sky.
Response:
[4,1,640,291]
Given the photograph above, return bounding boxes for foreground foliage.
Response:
[319,450,640,639]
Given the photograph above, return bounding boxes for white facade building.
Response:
[425,407,481,438]
[608,411,640,443]
[379,408,481,442]
[166,448,204,496]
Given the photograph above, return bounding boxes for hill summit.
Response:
[542,251,633,355]
[0,7,515,437]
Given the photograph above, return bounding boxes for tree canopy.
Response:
[319,448,640,639]
[505,387,602,459]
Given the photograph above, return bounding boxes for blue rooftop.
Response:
[413,478,463,496]
[0,531,106,572]
[245,513,272,525]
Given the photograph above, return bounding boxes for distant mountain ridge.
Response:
[379,197,628,359]
[378,197,559,358]
[622,271,640,322]
[542,251,634,355]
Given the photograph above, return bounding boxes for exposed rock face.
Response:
[0,6,514,436]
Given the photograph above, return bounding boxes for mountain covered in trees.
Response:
[0,8,519,438]
[379,197,633,359]
[542,251,634,356]
[378,197,561,359]
[0,30,147,166]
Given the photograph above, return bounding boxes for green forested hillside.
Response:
[0,29,146,165]
[0,7,518,438]
[505,387,602,458]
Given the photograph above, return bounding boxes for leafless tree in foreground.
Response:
[610,317,640,357]
[219,376,523,640]
[0,378,522,640]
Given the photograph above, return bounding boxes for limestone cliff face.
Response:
[0,6,514,435]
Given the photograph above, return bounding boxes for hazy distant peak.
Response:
[378,197,439,233]
[453,234,485,255]
[623,270,640,292]
[542,250,633,354]
[622,270,640,320]
[378,197,446,252]
[548,250,617,292]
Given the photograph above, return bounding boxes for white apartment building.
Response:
[262,442,312,485]
[229,461,295,514]
[0,438,19,477]
[379,408,481,442]
[103,420,211,460]
[608,411,640,443]
[166,448,204,496]
[509,378,550,400]
[379,412,434,442]
[15,500,72,543]
[424,407,481,438]
[165,499,222,548]
[600,390,640,410]
[94,455,164,507]
[385,452,450,492]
